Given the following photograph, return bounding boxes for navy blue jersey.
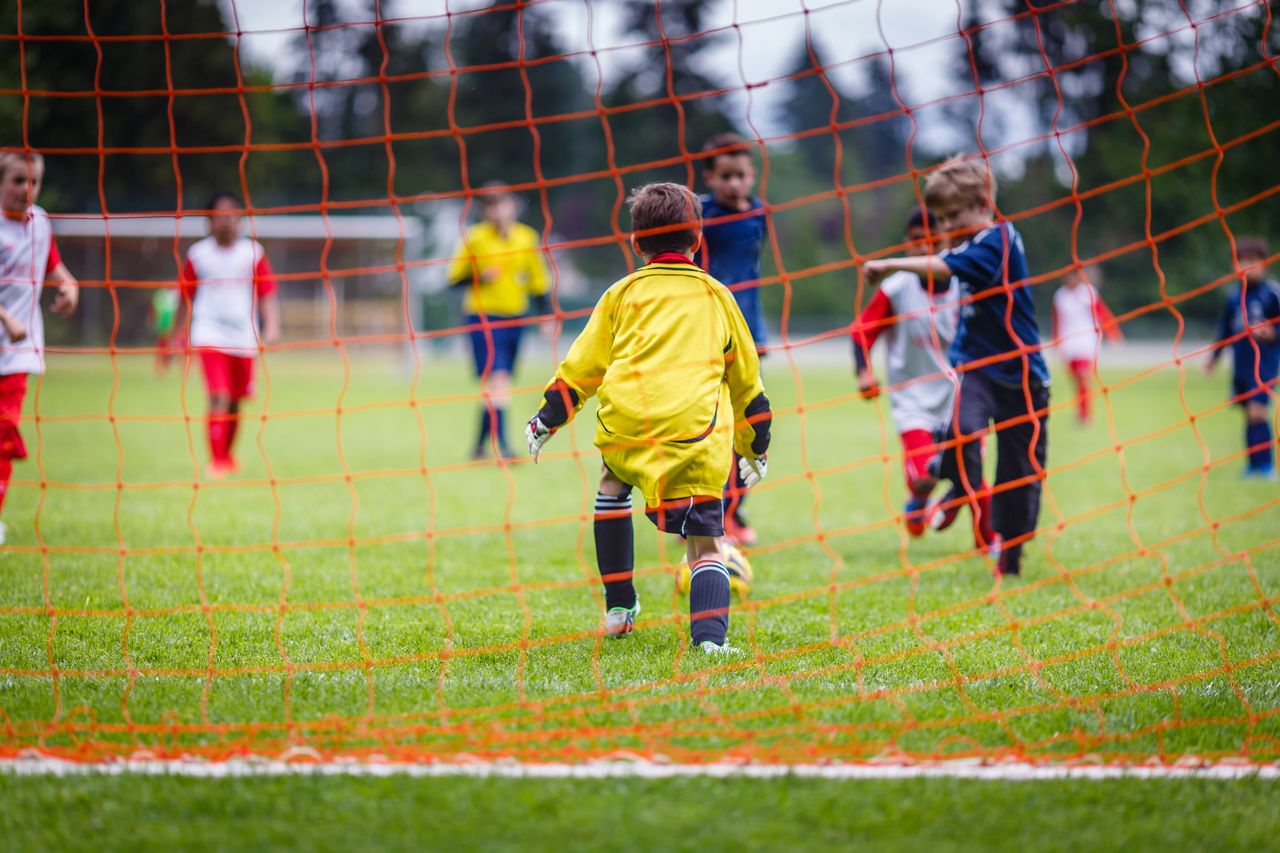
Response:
[700,194,767,346]
[1214,277,1280,389]
[941,221,1050,386]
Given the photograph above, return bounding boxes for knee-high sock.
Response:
[594,492,636,610]
[723,452,749,517]
[689,558,731,644]
[0,457,12,514]
[225,410,240,459]
[493,407,508,451]
[207,412,231,465]
[1247,420,1274,470]
[973,490,994,548]
[475,406,492,451]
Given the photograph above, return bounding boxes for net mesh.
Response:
[0,0,1277,765]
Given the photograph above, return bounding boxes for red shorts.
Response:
[199,350,255,401]
[0,373,28,460]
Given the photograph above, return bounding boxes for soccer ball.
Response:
[675,543,753,600]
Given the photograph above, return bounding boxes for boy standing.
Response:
[525,182,772,652]
[176,192,281,479]
[447,186,551,461]
[699,133,768,545]
[0,149,79,543]
[1205,236,1279,479]
[852,209,974,541]
[863,156,1050,576]
[1052,264,1122,425]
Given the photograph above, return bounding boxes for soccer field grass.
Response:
[0,348,1277,845]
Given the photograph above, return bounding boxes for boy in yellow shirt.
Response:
[524,182,772,652]
[448,186,551,459]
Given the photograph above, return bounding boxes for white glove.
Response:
[738,454,768,488]
[525,415,555,461]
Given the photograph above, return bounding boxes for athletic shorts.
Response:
[0,373,28,461]
[644,493,725,538]
[199,349,255,401]
[467,314,524,377]
[1233,376,1276,407]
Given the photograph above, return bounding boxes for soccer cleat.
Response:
[603,599,640,638]
[698,640,743,655]
[904,496,928,537]
[1243,465,1278,481]
[204,461,235,481]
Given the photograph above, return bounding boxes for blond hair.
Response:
[0,148,44,182]
[628,182,702,255]
[924,155,996,211]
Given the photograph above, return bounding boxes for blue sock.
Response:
[494,408,508,452]
[1247,420,1274,471]
[476,407,492,451]
[689,558,730,644]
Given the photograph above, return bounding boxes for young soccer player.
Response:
[1052,264,1122,425]
[524,182,772,652]
[863,156,1050,576]
[1205,236,1280,479]
[699,132,768,545]
[175,192,281,479]
[852,209,976,540]
[0,148,79,544]
[447,186,551,461]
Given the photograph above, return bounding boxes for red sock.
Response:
[973,491,994,548]
[225,412,240,461]
[1070,359,1092,422]
[207,413,230,465]
[0,457,11,514]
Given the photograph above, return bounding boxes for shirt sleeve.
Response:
[941,228,1004,292]
[526,231,550,298]
[852,287,893,371]
[179,257,199,300]
[45,234,61,277]
[1213,289,1236,347]
[254,251,278,299]
[547,285,617,419]
[720,288,768,458]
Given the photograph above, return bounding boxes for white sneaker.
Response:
[603,599,640,638]
[698,640,742,655]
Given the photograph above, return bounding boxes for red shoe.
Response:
[929,486,963,532]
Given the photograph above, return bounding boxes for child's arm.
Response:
[47,261,79,317]
[1204,291,1235,374]
[254,250,282,345]
[1093,292,1123,342]
[852,287,893,399]
[863,255,951,290]
[0,306,26,343]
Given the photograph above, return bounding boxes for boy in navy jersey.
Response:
[699,133,768,545]
[864,156,1049,576]
[1205,236,1280,479]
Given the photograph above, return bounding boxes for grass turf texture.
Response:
[1,774,1278,851]
[0,349,1277,764]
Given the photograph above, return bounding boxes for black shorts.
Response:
[644,494,725,537]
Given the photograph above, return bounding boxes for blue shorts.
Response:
[1233,376,1276,407]
[466,314,524,377]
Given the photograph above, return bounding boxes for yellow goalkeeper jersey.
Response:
[447,221,550,316]
[549,254,766,507]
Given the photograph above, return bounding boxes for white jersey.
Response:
[880,270,960,433]
[183,236,275,357]
[0,205,55,375]
[1053,283,1103,361]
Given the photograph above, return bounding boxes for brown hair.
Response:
[701,132,752,169]
[924,155,996,211]
[628,182,702,256]
[0,148,44,182]
[1237,235,1270,262]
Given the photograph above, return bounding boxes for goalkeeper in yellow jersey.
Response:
[524,182,772,653]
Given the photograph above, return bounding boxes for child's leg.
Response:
[1069,358,1092,423]
[990,382,1050,573]
[900,428,934,535]
[1245,400,1274,472]
[0,373,28,519]
[685,534,730,646]
[595,465,637,611]
[935,373,995,516]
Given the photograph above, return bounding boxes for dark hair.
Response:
[206,191,243,212]
[1237,235,1270,262]
[701,132,752,169]
[904,208,940,233]
[628,182,702,256]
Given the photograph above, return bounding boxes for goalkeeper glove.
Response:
[525,415,556,461]
[738,454,768,488]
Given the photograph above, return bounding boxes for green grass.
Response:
[0,348,1276,846]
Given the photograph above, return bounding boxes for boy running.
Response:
[0,148,79,543]
[175,192,281,479]
[524,182,772,652]
[699,133,768,546]
[447,186,551,461]
[1051,264,1122,425]
[863,156,1050,576]
[1205,236,1279,479]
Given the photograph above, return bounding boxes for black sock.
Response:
[689,559,730,644]
[475,406,492,451]
[594,492,636,610]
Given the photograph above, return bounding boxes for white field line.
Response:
[1,755,1277,781]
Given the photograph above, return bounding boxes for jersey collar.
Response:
[646,252,697,266]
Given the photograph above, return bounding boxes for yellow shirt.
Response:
[548,258,767,505]
[447,221,550,317]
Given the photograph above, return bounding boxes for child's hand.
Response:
[4,317,27,343]
[862,260,891,286]
[857,367,880,400]
[525,415,555,461]
[1252,322,1276,344]
[51,281,78,316]
[1203,357,1217,376]
[738,454,768,488]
